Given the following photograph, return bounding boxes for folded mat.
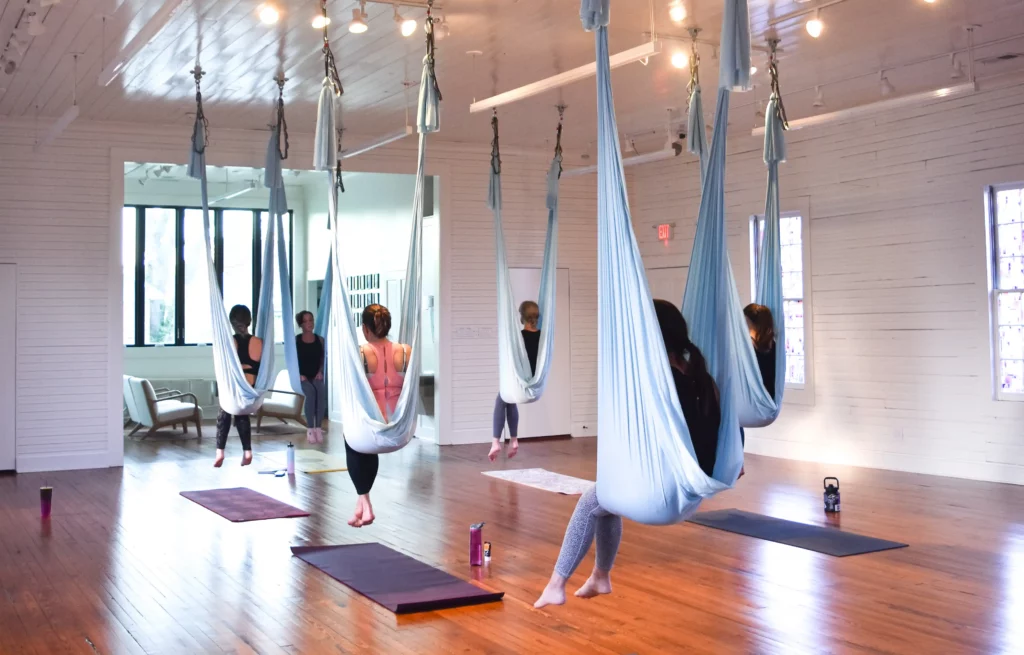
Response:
[180,487,309,522]
[292,543,504,614]
[690,509,908,557]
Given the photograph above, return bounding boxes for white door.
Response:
[509,267,571,439]
[0,264,14,471]
[646,266,688,307]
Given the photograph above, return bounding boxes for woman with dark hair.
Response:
[346,303,412,528]
[214,304,263,468]
[489,300,541,461]
[296,310,326,444]
[743,303,777,399]
[534,299,721,608]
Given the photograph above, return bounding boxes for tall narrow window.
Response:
[222,209,255,315]
[261,212,293,343]
[183,209,214,344]
[122,207,137,346]
[143,208,177,345]
[988,185,1024,396]
[751,213,806,387]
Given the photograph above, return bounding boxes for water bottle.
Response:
[824,477,840,513]
[469,523,484,566]
[286,442,295,476]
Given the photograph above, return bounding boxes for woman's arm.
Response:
[250,336,263,362]
[393,344,413,373]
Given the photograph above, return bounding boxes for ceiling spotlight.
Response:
[923,0,936,3]
[669,2,686,23]
[258,4,279,24]
[312,15,330,29]
[433,16,449,41]
[349,3,368,33]
[880,72,895,96]
[671,52,689,69]
[950,53,964,79]
[806,10,823,38]
[26,14,46,37]
[394,7,416,37]
[813,85,825,108]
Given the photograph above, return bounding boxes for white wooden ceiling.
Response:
[3,0,1024,154]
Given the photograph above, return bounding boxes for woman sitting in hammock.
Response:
[347,303,412,528]
[214,304,262,468]
[744,303,776,399]
[489,300,541,461]
[534,299,720,608]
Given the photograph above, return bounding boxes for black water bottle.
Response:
[823,477,840,513]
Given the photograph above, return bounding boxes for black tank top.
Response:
[756,342,777,399]
[234,334,260,374]
[522,330,541,376]
[672,368,722,477]
[296,335,324,379]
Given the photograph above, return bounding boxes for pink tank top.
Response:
[364,340,406,421]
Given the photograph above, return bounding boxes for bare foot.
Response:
[213,449,225,468]
[534,580,567,609]
[359,495,375,526]
[507,438,519,459]
[306,429,316,444]
[348,504,364,528]
[316,428,325,444]
[575,571,612,598]
[241,451,253,466]
[488,439,502,462]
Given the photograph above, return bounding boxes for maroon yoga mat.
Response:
[180,487,309,522]
[291,543,504,614]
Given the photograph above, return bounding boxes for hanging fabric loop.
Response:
[314,0,342,171]
[767,39,789,130]
[687,27,701,97]
[320,0,343,96]
[554,104,565,177]
[490,111,501,175]
[275,75,290,160]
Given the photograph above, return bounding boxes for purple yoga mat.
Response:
[292,543,504,614]
[180,487,309,522]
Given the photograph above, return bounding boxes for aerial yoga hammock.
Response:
[584,0,748,526]
[683,34,789,429]
[490,109,562,405]
[312,0,440,456]
[187,65,301,418]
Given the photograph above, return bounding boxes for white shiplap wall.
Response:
[0,118,596,472]
[630,79,1024,485]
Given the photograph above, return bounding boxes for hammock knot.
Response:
[580,0,610,31]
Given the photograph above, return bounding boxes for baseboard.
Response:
[16,451,118,473]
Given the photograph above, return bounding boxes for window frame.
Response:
[123,204,293,347]
[985,183,1024,401]
[749,202,815,405]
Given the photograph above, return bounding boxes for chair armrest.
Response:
[156,392,199,406]
[269,389,304,398]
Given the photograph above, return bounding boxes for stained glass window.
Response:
[992,186,1024,393]
[752,213,806,386]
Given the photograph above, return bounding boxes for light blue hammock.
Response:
[684,77,788,428]
[313,24,440,455]
[188,76,300,415]
[583,0,747,525]
[490,116,561,405]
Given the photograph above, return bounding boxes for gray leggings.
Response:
[493,393,519,440]
[301,379,326,428]
[554,485,622,579]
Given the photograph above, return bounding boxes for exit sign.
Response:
[658,224,671,242]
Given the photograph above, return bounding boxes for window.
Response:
[261,211,293,340]
[988,184,1024,396]
[122,206,293,347]
[751,213,806,387]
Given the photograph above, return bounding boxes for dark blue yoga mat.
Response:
[689,509,908,557]
[292,543,504,614]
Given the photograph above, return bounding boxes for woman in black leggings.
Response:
[214,305,262,468]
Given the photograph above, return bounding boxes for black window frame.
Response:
[124,204,294,347]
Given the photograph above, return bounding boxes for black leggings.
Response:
[345,440,379,495]
[216,410,252,451]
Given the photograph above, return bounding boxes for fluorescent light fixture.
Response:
[98,0,188,87]
[34,104,80,151]
[469,40,662,113]
[562,147,682,178]
[751,81,977,136]
[211,181,258,204]
[340,126,415,158]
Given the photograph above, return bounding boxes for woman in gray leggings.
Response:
[535,300,722,608]
[295,311,326,444]
[489,300,541,461]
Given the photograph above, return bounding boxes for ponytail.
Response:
[653,299,719,416]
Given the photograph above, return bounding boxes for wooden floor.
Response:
[2,429,1023,655]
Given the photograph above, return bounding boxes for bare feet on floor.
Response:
[534,574,568,609]
[507,437,519,459]
[241,451,253,466]
[574,570,612,599]
[488,439,502,462]
[213,449,225,468]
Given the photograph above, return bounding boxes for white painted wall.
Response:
[629,80,1024,485]
[0,119,598,471]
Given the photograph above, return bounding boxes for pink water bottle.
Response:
[469,523,484,566]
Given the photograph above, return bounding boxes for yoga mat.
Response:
[261,449,348,474]
[689,509,908,557]
[292,543,504,614]
[180,488,310,522]
[482,468,593,495]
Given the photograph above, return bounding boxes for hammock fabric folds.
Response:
[583,0,746,526]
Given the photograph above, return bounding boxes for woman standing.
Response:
[347,303,412,528]
[214,305,262,468]
[534,300,721,608]
[489,300,541,461]
[296,310,326,444]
